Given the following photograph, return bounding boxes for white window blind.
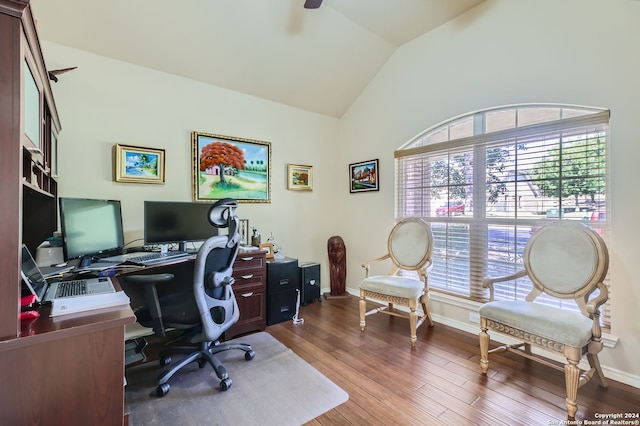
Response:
[395,106,610,326]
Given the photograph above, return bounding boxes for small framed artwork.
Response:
[192,131,271,203]
[349,159,379,193]
[239,219,250,245]
[114,144,165,184]
[259,243,275,259]
[287,164,313,191]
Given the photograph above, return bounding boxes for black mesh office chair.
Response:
[127,198,255,397]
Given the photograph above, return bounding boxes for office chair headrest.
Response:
[208,198,238,228]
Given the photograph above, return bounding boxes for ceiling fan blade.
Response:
[48,66,78,82]
[304,0,323,9]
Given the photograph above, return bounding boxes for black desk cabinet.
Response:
[299,262,321,305]
[266,257,299,325]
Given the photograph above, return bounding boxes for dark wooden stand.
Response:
[0,287,135,425]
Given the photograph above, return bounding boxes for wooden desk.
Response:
[114,250,267,340]
[0,283,135,426]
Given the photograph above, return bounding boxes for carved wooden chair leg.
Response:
[420,294,434,327]
[409,300,418,347]
[564,349,581,419]
[479,318,490,374]
[587,352,608,387]
[359,292,366,331]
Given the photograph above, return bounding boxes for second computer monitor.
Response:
[59,197,125,261]
[144,201,218,251]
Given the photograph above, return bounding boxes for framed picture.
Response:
[114,144,165,184]
[239,219,250,245]
[192,131,271,203]
[287,164,313,191]
[259,242,275,259]
[349,159,379,193]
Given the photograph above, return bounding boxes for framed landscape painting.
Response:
[287,164,313,191]
[192,131,271,203]
[114,144,165,184]
[349,159,379,193]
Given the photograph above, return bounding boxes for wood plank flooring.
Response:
[267,296,640,426]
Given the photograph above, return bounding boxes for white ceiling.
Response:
[30,0,485,118]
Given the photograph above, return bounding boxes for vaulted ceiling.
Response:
[31,0,486,118]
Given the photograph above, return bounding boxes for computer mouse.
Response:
[79,255,93,268]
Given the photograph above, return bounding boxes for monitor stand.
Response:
[178,242,187,253]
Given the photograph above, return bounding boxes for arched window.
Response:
[395,104,609,324]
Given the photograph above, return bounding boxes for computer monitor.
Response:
[144,201,218,251]
[59,197,125,263]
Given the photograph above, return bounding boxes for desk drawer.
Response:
[232,270,265,287]
[266,258,299,292]
[234,253,266,272]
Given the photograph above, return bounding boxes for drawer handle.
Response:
[240,257,254,261]
[241,292,254,298]
[309,280,316,285]
[241,274,254,279]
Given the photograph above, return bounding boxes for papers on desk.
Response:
[50,291,130,317]
[76,261,123,272]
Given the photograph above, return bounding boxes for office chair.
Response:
[127,198,255,397]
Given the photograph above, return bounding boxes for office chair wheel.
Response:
[219,378,232,391]
[156,383,170,397]
[245,350,256,361]
[159,356,171,367]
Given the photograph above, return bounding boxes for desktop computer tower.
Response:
[266,257,299,325]
[299,262,321,305]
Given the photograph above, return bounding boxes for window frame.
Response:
[395,105,610,325]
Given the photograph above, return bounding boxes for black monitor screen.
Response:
[144,201,218,246]
[59,197,125,260]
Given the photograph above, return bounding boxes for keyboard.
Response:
[54,280,87,298]
[126,251,191,265]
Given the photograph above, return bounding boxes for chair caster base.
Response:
[220,377,232,391]
[156,383,170,397]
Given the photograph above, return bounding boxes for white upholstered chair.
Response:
[359,217,434,347]
[479,220,609,418]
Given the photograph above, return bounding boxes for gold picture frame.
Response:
[114,144,165,184]
[287,164,313,191]
[259,243,275,259]
[192,131,271,203]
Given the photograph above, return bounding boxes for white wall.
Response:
[43,0,640,386]
[339,0,640,385]
[45,42,341,277]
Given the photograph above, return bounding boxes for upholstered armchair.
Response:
[479,220,609,418]
[359,217,435,347]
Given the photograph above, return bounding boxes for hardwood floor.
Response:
[267,296,640,426]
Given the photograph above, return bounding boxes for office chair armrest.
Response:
[481,270,527,301]
[362,253,391,277]
[123,273,175,286]
[124,273,175,337]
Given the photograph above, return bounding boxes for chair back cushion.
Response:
[388,218,433,270]
[525,221,608,298]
